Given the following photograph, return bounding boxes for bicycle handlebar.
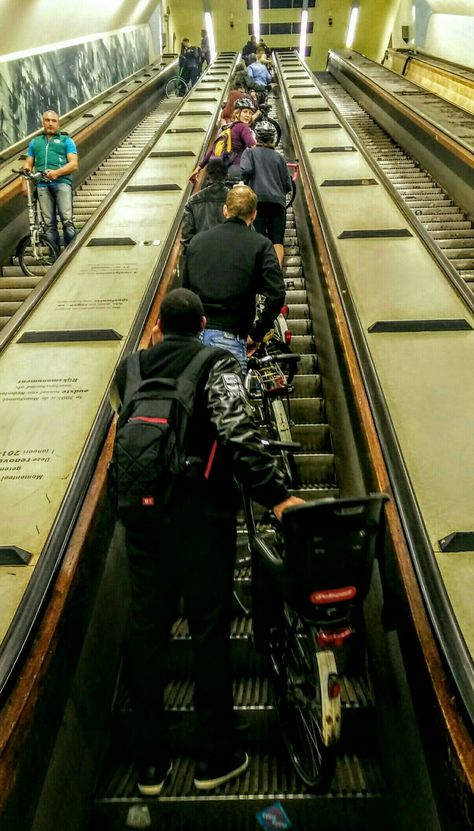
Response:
[13,168,49,183]
[249,352,300,367]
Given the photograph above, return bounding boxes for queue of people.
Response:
[24,44,301,801]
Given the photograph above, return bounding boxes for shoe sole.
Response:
[138,764,172,797]
[193,754,249,791]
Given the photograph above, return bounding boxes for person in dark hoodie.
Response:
[240,120,292,267]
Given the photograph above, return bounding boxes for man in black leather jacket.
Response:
[112,288,302,797]
[181,158,228,253]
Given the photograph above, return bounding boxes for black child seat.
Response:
[279,494,388,629]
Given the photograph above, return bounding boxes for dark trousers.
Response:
[123,486,237,766]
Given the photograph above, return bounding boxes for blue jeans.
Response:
[200,329,247,374]
[38,183,76,250]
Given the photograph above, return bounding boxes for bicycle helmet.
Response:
[233,97,256,112]
[254,120,278,145]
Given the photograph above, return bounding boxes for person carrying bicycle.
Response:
[22,110,78,252]
[240,121,292,267]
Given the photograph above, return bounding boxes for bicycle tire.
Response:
[268,398,299,487]
[269,610,339,788]
[165,76,188,98]
[18,234,58,276]
[285,178,297,209]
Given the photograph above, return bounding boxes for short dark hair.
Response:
[207,158,227,182]
[159,288,204,333]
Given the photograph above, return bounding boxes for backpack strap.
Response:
[120,352,144,411]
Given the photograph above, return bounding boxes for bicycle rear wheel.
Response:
[165,76,188,98]
[269,610,339,788]
[18,234,58,276]
[285,178,297,208]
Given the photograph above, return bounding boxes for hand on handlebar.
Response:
[272,495,305,522]
[247,336,261,358]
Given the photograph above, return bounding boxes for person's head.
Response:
[154,289,205,342]
[224,185,257,225]
[254,120,277,147]
[235,61,246,72]
[247,53,257,65]
[249,35,257,45]
[181,38,190,48]
[206,158,228,183]
[42,110,60,135]
[230,81,245,92]
[201,29,207,37]
[233,97,255,125]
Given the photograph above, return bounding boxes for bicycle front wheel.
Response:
[165,76,188,98]
[18,234,58,276]
[269,611,339,788]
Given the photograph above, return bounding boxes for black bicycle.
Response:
[15,169,58,276]
[243,489,388,789]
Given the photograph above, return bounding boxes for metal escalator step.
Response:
[284,265,303,279]
[291,484,339,500]
[286,303,308,318]
[289,335,314,353]
[290,423,331,451]
[0,288,31,301]
[285,318,311,336]
[291,374,321,397]
[284,277,305,291]
[286,286,308,306]
[295,452,335,485]
[287,397,326,423]
[0,275,42,287]
[297,354,319,374]
[94,752,387,831]
[0,301,21,316]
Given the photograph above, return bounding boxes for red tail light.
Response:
[284,330,292,345]
[316,627,352,648]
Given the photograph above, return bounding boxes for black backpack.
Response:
[109,346,222,516]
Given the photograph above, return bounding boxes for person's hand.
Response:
[246,336,260,357]
[45,169,59,181]
[189,167,201,184]
[273,495,305,522]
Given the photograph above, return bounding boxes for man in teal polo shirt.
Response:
[23,110,78,251]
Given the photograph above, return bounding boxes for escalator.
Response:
[91,140,401,831]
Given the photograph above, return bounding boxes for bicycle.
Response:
[165,71,191,99]
[14,169,58,276]
[245,333,301,486]
[242,489,388,788]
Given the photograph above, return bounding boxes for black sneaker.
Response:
[194,752,249,791]
[137,762,172,796]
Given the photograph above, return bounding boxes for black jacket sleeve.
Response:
[204,353,290,507]
[181,203,196,253]
[250,241,286,342]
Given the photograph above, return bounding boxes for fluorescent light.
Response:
[252,0,260,44]
[345,6,359,49]
[412,4,416,22]
[131,0,150,23]
[299,9,308,61]
[204,12,217,60]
